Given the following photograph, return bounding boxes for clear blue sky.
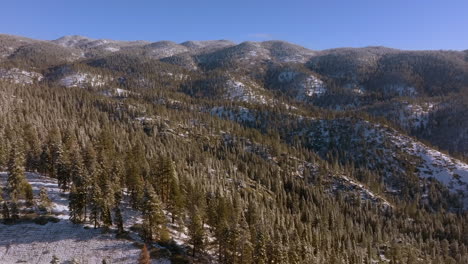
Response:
[1,0,467,50]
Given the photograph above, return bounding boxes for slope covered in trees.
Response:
[0,34,468,263]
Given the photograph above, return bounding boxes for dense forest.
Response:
[0,34,468,263]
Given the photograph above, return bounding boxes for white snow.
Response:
[397,102,436,129]
[278,71,327,99]
[210,106,256,123]
[340,175,392,208]
[59,73,108,88]
[102,88,133,98]
[0,172,192,263]
[0,68,43,84]
[105,46,120,52]
[0,172,144,264]
[224,80,268,104]
[135,116,154,122]
[0,220,143,264]
[383,128,468,207]
[302,76,327,97]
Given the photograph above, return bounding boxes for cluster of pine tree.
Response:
[0,77,467,264]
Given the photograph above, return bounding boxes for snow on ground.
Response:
[383,129,468,207]
[0,219,141,264]
[338,175,392,209]
[101,88,133,98]
[104,46,120,52]
[0,68,43,84]
[0,172,162,264]
[135,116,154,122]
[384,84,417,97]
[278,71,327,99]
[301,75,327,98]
[59,73,108,88]
[224,80,268,104]
[397,102,436,129]
[210,106,256,123]
[359,122,468,205]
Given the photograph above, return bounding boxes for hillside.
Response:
[0,34,467,264]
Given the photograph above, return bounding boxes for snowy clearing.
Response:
[0,172,168,264]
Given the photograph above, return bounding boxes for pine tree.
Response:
[83,144,97,181]
[167,174,184,223]
[125,147,144,208]
[0,132,9,168]
[138,245,151,264]
[7,143,26,201]
[114,205,125,234]
[39,187,52,212]
[24,182,34,206]
[38,144,51,176]
[44,128,62,178]
[69,152,90,223]
[10,202,19,221]
[188,207,205,257]
[238,215,253,264]
[100,180,114,227]
[69,185,86,223]
[142,185,165,241]
[56,149,70,191]
[89,180,103,228]
[253,231,268,264]
[23,124,41,172]
[2,202,10,220]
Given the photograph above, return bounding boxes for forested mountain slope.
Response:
[0,34,467,263]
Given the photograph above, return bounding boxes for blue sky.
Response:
[1,0,467,50]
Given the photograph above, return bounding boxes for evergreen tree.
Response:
[125,146,144,208]
[188,207,205,257]
[38,144,51,176]
[141,185,165,241]
[7,144,26,201]
[89,180,103,228]
[100,180,115,227]
[2,202,10,220]
[253,231,268,264]
[114,205,125,234]
[23,124,41,172]
[39,186,52,212]
[156,156,175,203]
[69,149,90,222]
[24,182,34,206]
[69,185,86,223]
[10,202,19,221]
[167,173,184,224]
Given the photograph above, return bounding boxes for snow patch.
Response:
[225,80,268,104]
[385,84,417,97]
[105,46,120,52]
[302,75,327,97]
[210,106,256,123]
[59,72,108,88]
[0,68,43,84]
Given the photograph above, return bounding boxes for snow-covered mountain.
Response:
[1,33,468,263]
